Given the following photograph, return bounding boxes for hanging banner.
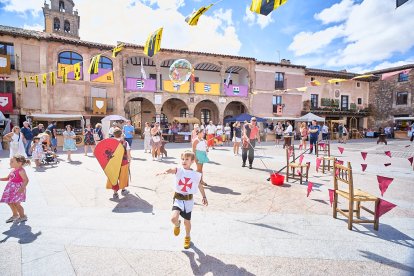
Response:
[93,97,107,114]
[91,68,114,83]
[0,54,11,75]
[57,63,83,80]
[0,93,13,112]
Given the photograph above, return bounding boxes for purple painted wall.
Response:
[224,84,248,97]
[126,77,156,92]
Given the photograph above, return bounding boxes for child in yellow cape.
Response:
[157,151,208,249]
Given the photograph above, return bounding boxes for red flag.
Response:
[328,189,334,207]
[319,142,325,149]
[377,175,394,197]
[297,171,302,176]
[299,155,304,164]
[408,157,413,166]
[361,152,367,160]
[288,147,293,158]
[375,199,397,218]
[316,157,322,172]
[385,151,391,158]
[361,164,367,172]
[384,163,391,167]
[338,147,344,154]
[307,182,313,197]
[335,160,344,176]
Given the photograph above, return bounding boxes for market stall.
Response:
[101,115,128,138]
[171,117,200,143]
[263,116,298,142]
[27,114,85,147]
[394,117,414,139]
[327,119,346,140]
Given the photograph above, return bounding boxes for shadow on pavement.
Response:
[111,193,154,214]
[312,199,329,205]
[0,222,41,244]
[204,185,241,195]
[68,160,82,166]
[207,161,221,165]
[237,221,297,235]
[359,250,414,273]
[355,224,414,249]
[183,245,254,276]
[132,157,147,161]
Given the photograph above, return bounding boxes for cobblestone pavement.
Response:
[0,139,413,275]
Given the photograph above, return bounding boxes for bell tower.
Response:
[43,0,80,39]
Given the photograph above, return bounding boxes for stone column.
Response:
[220,68,226,96]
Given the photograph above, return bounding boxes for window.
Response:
[64,20,70,33]
[311,77,315,81]
[396,92,408,105]
[275,72,284,89]
[201,109,211,124]
[341,95,349,111]
[272,95,282,113]
[335,82,340,86]
[357,98,362,105]
[149,74,156,80]
[54,18,60,31]
[59,1,65,12]
[0,42,15,69]
[58,51,82,65]
[160,113,168,124]
[180,108,189,118]
[398,72,409,82]
[223,79,232,85]
[356,82,361,88]
[311,94,319,109]
[99,56,113,70]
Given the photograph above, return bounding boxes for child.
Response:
[192,129,209,186]
[31,137,43,167]
[157,151,208,249]
[0,154,30,223]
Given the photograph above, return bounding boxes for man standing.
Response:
[47,121,58,152]
[31,123,44,137]
[321,122,329,141]
[242,117,260,169]
[123,120,135,147]
[205,121,216,149]
[21,121,34,157]
[338,123,344,143]
[308,120,320,154]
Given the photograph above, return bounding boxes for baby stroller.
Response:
[41,144,59,165]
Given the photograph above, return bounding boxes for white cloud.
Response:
[289,0,414,69]
[0,0,42,16]
[349,57,414,73]
[314,0,355,25]
[23,23,43,32]
[242,6,273,29]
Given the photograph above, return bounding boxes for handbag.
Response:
[152,135,161,143]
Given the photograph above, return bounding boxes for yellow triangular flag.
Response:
[62,67,67,83]
[24,77,28,88]
[74,63,81,80]
[112,44,124,58]
[185,4,213,26]
[42,74,47,85]
[50,72,56,86]
[328,78,347,84]
[35,75,39,87]
[144,28,163,57]
[352,74,375,80]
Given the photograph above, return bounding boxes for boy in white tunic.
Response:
[158,151,208,249]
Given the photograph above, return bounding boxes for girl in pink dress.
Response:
[0,154,30,223]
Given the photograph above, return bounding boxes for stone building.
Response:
[367,64,414,130]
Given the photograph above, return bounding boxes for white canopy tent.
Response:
[101,115,128,138]
[264,116,298,121]
[394,117,414,121]
[296,112,325,122]
[28,114,84,122]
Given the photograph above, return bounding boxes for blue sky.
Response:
[0,0,413,72]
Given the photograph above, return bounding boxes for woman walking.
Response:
[143,122,152,153]
[4,126,27,158]
[232,122,242,156]
[224,123,231,146]
[83,123,96,156]
[151,122,163,161]
[300,122,309,150]
[192,129,209,186]
[63,125,77,162]
[94,123,104,144]
[275,122,283,147]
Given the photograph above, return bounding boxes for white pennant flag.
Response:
[225,68,232,88]
[140,58,147,80]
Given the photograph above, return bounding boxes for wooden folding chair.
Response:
[286,146,309,185]
[316,140,330,157]
[333,160,380,230]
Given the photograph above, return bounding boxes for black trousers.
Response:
[242,139,256,165]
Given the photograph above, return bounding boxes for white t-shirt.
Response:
[224,126,231,135]
[172,167,201,213]
[284,125,293,134]
[322,125,329,134]
[195,138,207,151]
[216,125,223,136]
[205,124,216,135]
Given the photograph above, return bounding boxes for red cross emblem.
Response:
[178,177,193,192]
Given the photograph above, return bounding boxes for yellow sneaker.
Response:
[184,236,191,249]
[174,220,181,236]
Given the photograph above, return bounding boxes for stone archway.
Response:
[194,100,220,125]
[161,98,189,126]
[224,101,248,119]
[125,97,156,134]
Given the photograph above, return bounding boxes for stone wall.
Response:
[368,70,414,128]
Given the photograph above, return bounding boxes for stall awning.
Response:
[296,112,325,122]
[173,117,200,124]
[264,116,298,121]
[394,117,414,121]
[29,114,84,122]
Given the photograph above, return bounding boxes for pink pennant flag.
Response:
[361,152,367,160]
[408,156,413,166]
[316,157,322,172]
[288,148,293,158]
[328,189,334,207]
[319,142,325,149]
[335,160,344,176]
[299,144,303,150]
[375,199,397,218]
[338,147,344,154]
[377,175,394,197]
[385,151,391,158]
[297,171,302,176]
[384,163,391,167]
[361,164,367,172]
[299,155,304,164]
[307,182,313,197]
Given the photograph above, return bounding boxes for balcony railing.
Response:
[126,77,156,92]
[224,84,248,97]
[85,97,114,112]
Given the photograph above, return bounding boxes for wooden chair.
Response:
[333,160,380,230]
[316,141,331,157]
[286,146,309,185]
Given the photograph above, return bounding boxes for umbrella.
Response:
[296,112,325,122]
[224,113,266,123]
[101,115,128,122]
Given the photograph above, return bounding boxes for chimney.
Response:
[280,59,291,65]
